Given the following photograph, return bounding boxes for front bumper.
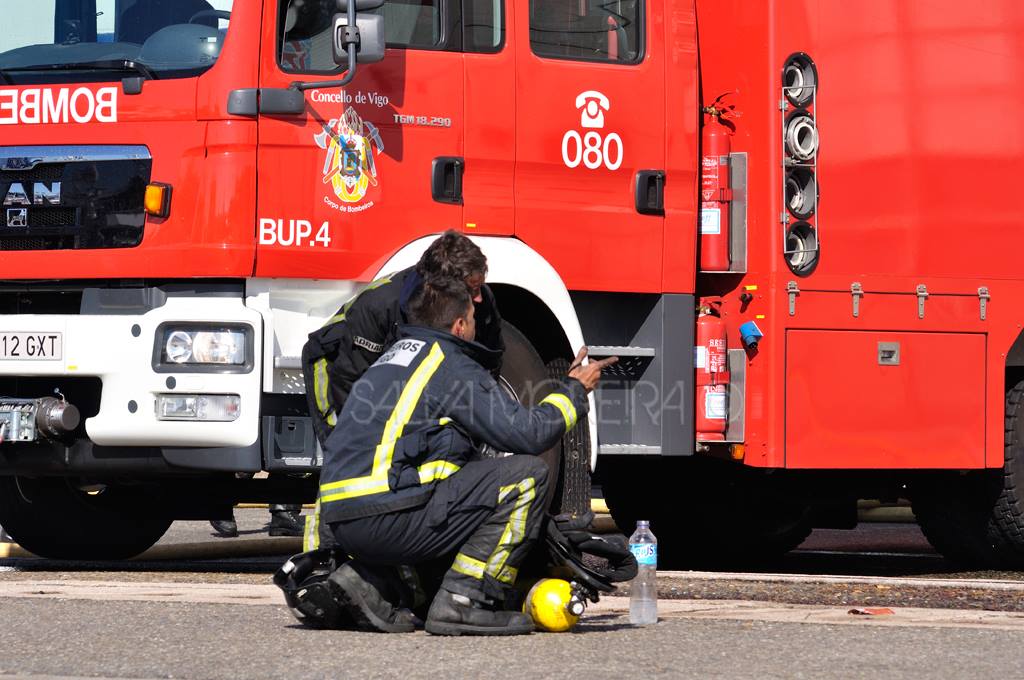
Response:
[0,295,263,449]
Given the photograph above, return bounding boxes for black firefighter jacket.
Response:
[302,266,505,446]
[318,326,588,524]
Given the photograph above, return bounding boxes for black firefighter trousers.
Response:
[330,455,550,604]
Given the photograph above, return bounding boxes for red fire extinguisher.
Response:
[696,302,729,440]
[700,96,734,271]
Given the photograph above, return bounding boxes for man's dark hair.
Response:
[416,230,488,281]
[407,277,473,331]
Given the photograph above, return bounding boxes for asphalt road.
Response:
[1,595,1023,680]
[1,512,1023,679]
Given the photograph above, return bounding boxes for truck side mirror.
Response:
[333,13,385,65]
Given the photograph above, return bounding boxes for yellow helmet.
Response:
[522,578,585,632]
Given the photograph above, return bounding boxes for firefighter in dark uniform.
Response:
[320,277,614,635]
[303,230,503,449]
[301,231,504,551]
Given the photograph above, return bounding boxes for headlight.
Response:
[154,324,252,372]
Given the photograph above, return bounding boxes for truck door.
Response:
[513,0,666,292]
[255,0,465,280]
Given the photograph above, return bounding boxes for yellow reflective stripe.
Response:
[320,460,458,504]
[320,342,447,507]
[540,393,577,430]
[327,312,346,325]
[313,358,331,415]
[371,342,446,477]
[303,500,320,551]
[320,476,390,503]
[496,564,518,585]
[451,553,486,580]
[486,477,536,584]
[439,417,452,426]
[417,460,461,484]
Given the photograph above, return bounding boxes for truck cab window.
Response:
[463,0,503,53]
[0,0,232,84]
[279,0,443,73]
[529,0,642,64]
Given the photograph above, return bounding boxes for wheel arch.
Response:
[374,235,598,468]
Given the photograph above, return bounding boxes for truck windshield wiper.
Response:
[0,59,158,81]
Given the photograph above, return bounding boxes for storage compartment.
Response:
[785,330,985,469]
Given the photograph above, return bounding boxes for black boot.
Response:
[269,504,304,537]
[425,588,534,636]
[328,562,417,633]
[210,518,238,538]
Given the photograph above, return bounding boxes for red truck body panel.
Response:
[2,0,1020,472]
[695,0,1024,469]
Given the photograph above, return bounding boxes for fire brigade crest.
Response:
[314,107,384,205]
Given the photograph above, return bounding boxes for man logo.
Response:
[6,208,27,227]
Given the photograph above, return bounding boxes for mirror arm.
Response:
[291,1,359,92]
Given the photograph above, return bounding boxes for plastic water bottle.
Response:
[628,520,658,625]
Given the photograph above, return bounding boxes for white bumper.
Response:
[0,297,262,447]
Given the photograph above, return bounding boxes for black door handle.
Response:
[431,156,464,205]
[635,170,665,215]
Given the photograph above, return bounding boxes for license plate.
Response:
[0,332,62,360]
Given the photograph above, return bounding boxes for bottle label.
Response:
[630,542,657,566]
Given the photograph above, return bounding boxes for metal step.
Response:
[586,345,655,380]
[274,356,302,369]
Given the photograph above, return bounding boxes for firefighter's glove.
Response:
[551,512,638,583]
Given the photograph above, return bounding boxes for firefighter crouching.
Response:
[318,277,615,635]
[302,229,504,451]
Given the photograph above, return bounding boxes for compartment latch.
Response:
[787,281,799,316]
[978,287,991,321]
[851,282,863,318]
[916,284,928,319]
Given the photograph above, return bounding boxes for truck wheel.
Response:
[601,457,811,566]
[910,473,1001,567]
[500,321,576,513]
[546,357,591,516]
[990,380,1024,565]
[0,476,171,560]
[911,380,1024,568]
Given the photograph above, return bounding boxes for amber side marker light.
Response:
[145,183,172,218]
[730,444,745,461]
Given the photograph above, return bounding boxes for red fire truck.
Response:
[1,0,1022,566]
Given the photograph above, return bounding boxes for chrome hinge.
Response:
[787,281,800,316]
[851,282,864,318]
[979,286,991,321]
[916,284,928,319]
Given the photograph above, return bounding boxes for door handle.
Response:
[635,170,665,215]
[431,156,464,205]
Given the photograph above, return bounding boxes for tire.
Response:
[910,380,1024,568]
[546,357,591,516]
[910,473,1002,567]
[601,457,811,567]
[0,476,172,560]
[499,321,564,513]
[991,381,1024,565]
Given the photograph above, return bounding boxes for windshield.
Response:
[0,0,234,84]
